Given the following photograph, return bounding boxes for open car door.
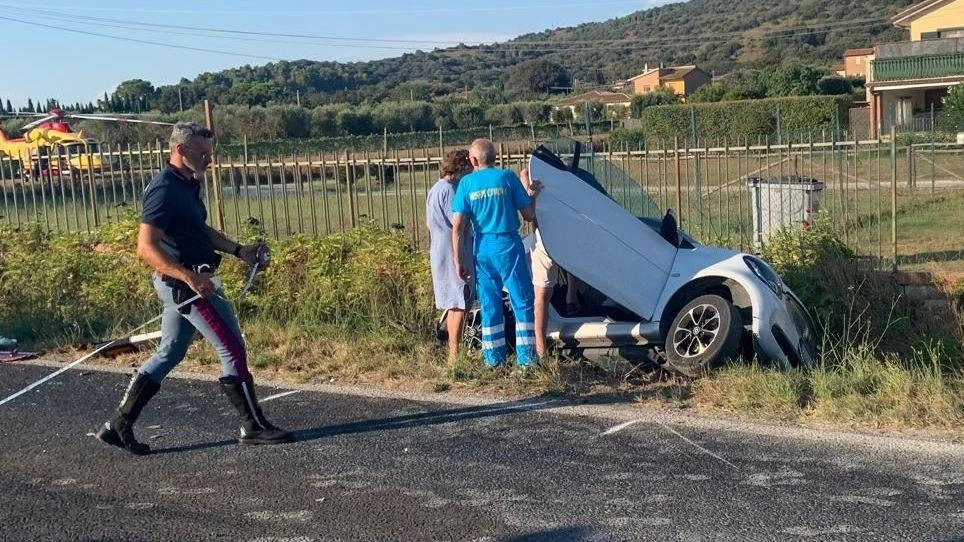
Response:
[530,147,676,321]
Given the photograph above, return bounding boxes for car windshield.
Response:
[535,137,663,219]
[533,138,692,248]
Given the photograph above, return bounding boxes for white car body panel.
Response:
[526,149,818,371]
[531,156,675,321]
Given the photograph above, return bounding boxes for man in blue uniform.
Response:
[451,138,540,368]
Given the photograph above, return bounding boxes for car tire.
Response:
[663,294,743,377]
[463,295,516,352]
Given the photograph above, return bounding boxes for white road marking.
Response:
[261,390,301,402]
[829,495,896,507]
[602,419,643,435]
[600,417,738,470]
[782,525,863,537]
[245,511,313,522]
[657,421,739,471]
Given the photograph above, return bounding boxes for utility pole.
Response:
[177,86,183,113]
[296,89,301,107]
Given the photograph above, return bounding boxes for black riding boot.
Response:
[96,372,160,456]
[219,375,294,445]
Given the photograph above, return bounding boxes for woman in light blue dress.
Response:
[426,149,474,360]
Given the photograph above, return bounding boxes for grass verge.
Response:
[4,215,963,440]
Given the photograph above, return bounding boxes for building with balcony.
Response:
[866,0,964,137]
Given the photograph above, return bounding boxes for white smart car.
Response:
[462,140,819,376]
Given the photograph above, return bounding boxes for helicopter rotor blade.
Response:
[69,114,174,126]
[21,114,62,131]
[0,113,47,119]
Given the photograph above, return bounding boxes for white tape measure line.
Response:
[0,293,201,407]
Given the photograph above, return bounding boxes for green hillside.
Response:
[90,0,916,113]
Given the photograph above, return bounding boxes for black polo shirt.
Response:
[141,165,218,268]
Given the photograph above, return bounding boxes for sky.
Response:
[0,0,673,109]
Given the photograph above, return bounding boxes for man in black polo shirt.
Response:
[96,122,292,455]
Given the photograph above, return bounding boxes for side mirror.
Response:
[569,141,581,172]
[660,208,679,247]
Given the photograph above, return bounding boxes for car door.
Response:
[530,152,676,321]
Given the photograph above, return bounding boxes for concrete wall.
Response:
[876,37,964,59]
[844,54,873,78]
[681,70,712,96]
[630,72,661,94]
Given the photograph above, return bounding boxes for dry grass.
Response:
[80,319,576,398]
[686,342,964,436]
[44,321,963,441]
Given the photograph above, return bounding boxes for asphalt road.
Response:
[1,362,962,542]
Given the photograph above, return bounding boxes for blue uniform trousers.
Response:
[474,233,537,366]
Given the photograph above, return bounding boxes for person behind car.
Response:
[520,167,582,359]
[451,138,541,369]
[426,149,475,361]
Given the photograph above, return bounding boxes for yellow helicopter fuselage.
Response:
[0,124,108,177]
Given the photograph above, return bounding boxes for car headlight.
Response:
[744,256,784,298]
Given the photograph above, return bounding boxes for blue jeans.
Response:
[474,233,537,366]
[139,274,250,382]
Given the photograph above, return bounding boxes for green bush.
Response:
[249,223,433,333]
[940,84,964,133]
[0,219,434,347]
[761,212,962,367]
[607,127,647,148]
[0,213,157,344]
[629,90,679,117]
[895,131,956,146]
[642,95,851,144]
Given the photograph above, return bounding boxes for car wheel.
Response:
[463,295,516,352]
[463,308,483,351]
[664,294,743,377]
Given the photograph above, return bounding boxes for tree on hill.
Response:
[764,63,825,97]
[503,59,571,99]
[113,79,155,112]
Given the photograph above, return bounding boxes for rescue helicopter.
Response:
[0,108,171,179]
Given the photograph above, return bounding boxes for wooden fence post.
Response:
[890,126,898,271]
[674,135,682,227]
[345,150,357,229]
[204,99,225,231]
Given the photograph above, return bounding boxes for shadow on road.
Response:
[152,393,593,455]
[501,526,592,541]
[291,394,568,444]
